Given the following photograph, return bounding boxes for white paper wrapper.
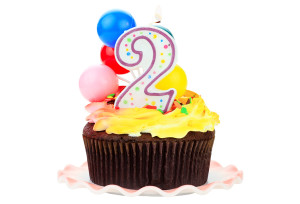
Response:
[58,160,243,196]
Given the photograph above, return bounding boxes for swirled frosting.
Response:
[86,91,219,138]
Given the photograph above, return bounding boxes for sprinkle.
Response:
[161,53,163,55]
[161,59,165,63]
[125,44,128,47]
[127,52,131,56]
[135,87,140,91]
[160,105,163,108]
[131,98,133,100]
[168,53,172,56]
[161,39,163,42]
[149,32,151,35]
[141,82,144,85]
[143,105,157,109]
[164,45,168,49]
[153,71,156,74]
[181,107,189,115]
[131,56,133,59]
[151,101,156,106]
[127,38,132,42]
[133,34,136,37]
[153,34,157,39]
[107,93,115,98]
[115,106,120,109]
[174,101,182,109]
[157,109,164,114]
[170,104,176,111]
[178,97,189,105]
[123,100,128,104]
[130,103,134,106]
[148,75,151,79]
[126,48,129,51]
[160,99,163,102]
[145,98,148,101]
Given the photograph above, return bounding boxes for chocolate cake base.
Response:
[83,123,215,190]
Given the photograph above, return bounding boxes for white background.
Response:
[0,0,300,203]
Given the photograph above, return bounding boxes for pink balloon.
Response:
[79,65,119,102]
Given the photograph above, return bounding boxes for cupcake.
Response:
[83,91,218,190]
[79,10,219,190]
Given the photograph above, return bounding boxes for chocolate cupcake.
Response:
[82,90,219,190]
[83,123,215,190]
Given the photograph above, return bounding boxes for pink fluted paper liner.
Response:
[58,161,243,196]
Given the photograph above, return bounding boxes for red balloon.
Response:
[100,45,130,74]
[100,45,114,59]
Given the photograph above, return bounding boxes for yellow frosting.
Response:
[92,96,219,138]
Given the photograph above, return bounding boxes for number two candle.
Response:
[114,27,178,113]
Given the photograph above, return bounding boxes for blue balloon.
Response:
[154,25,174,38]
[97,10,136,48]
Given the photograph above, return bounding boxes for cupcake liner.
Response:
[58,160,243,196]
[83,132,214,190]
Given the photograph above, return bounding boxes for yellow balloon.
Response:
[155,65,187,99]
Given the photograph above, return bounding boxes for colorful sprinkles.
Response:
[181,107,188,115]
[105,88,199,117]
[107,93,115,98]
[157,109,164,114]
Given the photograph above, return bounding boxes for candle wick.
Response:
[155,5,162,24]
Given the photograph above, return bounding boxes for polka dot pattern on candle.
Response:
[115,27,177,112]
